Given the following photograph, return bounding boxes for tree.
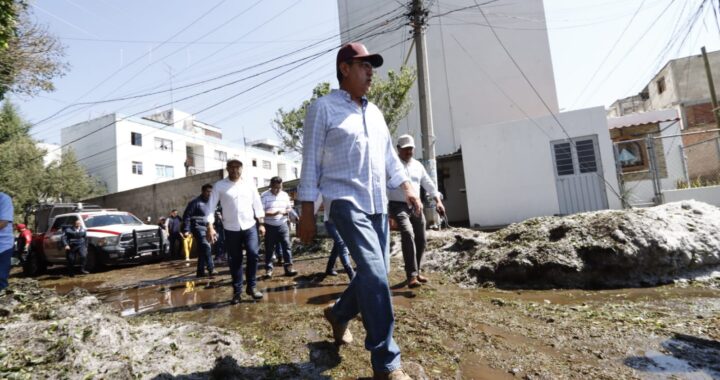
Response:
[0,0,67,99]
[272,66,416,154]
[0,101,105,219]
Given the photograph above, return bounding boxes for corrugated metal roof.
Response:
[607,109,679,130]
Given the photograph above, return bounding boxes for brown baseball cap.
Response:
[336,42,384,68]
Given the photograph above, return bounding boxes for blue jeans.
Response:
[224,227,259,294]
[324,220,355,279]
[0,247,12,291]
[193,229,214,276]
[263,223,293,270]
[329,200,401,372]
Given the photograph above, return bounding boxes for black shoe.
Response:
[208,270,217,278]
[325,270,338,276]
[246,287,263,300]
[284,265,298,277]
[196,273,206,278]
[230,293,241,305]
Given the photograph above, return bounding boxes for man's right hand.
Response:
[207,228,217,244]
[298,202,316,244]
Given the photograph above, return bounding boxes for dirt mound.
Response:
[422,201,720,289]
[0,279,261,379]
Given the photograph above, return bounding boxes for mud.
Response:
[2,216,719,378]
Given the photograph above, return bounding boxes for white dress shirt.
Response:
[387,158,441,202]
[298,89,409,214]
[206,177,265,231]
[260,189,291,226]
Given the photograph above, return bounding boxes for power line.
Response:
[473,1,624,202]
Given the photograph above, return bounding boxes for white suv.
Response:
[26,209,165,274]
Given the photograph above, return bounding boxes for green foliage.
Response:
[675,174,720,189]
[272,66,416,154]
[0,0,67,99]
[0,101,105,219]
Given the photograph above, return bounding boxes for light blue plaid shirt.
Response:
[298,89,408,215]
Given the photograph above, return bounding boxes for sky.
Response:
[12,0,720,147]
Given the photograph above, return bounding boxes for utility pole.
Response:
[701,46,720,129]
[411,0,438,187]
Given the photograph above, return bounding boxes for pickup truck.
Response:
[23,204,166,275]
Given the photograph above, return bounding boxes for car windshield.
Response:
[84,214,143,227]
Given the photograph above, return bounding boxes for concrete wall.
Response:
[663,185,720,207]
[83,170,224,223]
[460,107,621,227]
[337,0,558,156]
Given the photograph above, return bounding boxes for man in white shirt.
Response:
[260,176,298,277]
[206,159,265,304]
[388,135,446,289]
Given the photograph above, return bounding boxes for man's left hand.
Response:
[436,199,446,217]
[258,224,266,237]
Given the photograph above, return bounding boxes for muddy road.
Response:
[2,239,720,379]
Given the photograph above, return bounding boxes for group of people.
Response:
[0,42,441,379]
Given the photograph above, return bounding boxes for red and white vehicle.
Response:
[24,204,165,275]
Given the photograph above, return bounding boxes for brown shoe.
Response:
[323,304,352,345]
[408,276,421,288]
[373,368,412,380]
[416,274,429,283]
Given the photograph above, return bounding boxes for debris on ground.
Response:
[422,201,720,288]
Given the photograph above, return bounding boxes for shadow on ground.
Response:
[624,333,720,378]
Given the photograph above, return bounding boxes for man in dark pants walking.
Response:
[388,135,446,288]
[261,176,298,277]
[183,184,216,278]
[166,209,182,259]
[62,218,88,276]
[206,159,265,304]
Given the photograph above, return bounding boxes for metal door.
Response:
[551,135,609,215]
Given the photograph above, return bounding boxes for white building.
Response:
[460,107,622,227]
[337,0,559,156]
[61,109,300,193]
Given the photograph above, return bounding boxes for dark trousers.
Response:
[66,244,87,274]
[225,227,259,295]
[193,229,214,276]
[0,247,11,291]
[169,233,182,259]
[388,201,426,279]
[324,220,355,279]
[263,223,292,270]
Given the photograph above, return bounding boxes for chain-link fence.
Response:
[614,127,720,207]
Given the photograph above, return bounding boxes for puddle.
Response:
[625,334,720,379]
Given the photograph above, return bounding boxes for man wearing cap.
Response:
[298,42,422,380]
[389,135,446,288]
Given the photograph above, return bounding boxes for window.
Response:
[155,164,174,178]
[154,137,173,152]
[132,161,143,175]
[553,143,574,176]
[262,160,271,170]
[253,177,259,187]
[617,141,646,171]
[131,132,142,146]
[252,159,257,167]
[263,178,271,186]
[575,139,598,173]
[214,150,227,162]
[657,77,666,94]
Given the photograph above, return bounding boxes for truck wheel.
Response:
[85,247,105,273]
[22,249,47,277]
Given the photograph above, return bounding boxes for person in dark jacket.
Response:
[166,209,182,259]
[62,219,88,276]
[183,184,216,278]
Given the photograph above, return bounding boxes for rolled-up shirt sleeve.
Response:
[420,163,441,199]
[297,101,327,203]
[385,131,409,189]
[252,189,265,220]
[205,185,219,225]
